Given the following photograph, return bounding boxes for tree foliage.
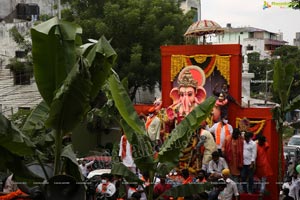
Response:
[271,60,300,184]
[289,0,300,9]
[61,0,196,99]
[247,52,272,96]
[272,45,300,100]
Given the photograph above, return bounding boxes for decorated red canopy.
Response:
[184,19,224,37]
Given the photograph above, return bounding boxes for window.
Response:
[18,107,30,111]
[246,45,253,51]
[249,32,254,38]
[13,71,31,85]
[191,7,198,21]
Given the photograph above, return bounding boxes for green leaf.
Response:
[273,60,295,106]
[108,73,155,171]
[31,17,82,106]
[0,146,43,185]
[22,100,50,132]
[46,58,92,132]
[290,121,300,129]
[285,95,300,113]
[61,144,84,182]
[120,120,155,171]
[0,113,35,156]
[158,97,215,170]
[111,162,143,184]
[85,36,117,100]
[108,73,145,136]
[160,182,212,199]
[271,106,283,131]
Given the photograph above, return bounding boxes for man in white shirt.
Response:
[208,115,233,156]
[119,131,136,173]
[280,176,293,196]
[96,174,116,199]
[288,174,300,200]
[218,169,239,200]
[145,107,161,144]
[241,132,257,194]
[79,159,95,178]
[2,174,18,193]
[207,151,229,181]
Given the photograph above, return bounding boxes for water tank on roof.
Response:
[16,3,27,20]
[28,3,40,15]
[16,3,39,20]
[15,50,26,58]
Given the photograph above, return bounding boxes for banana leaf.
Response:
[32,17,117,133]
[109,73,155,171]
[61,144,84,182]
[111,162,143,185]
[158,182,212,199]
[85,36,117,101]
[31,17,82,106]
[285,95,300,113]
[46,58,92,132]
[290,121,300,129]
[22,101,50,133]
[0,113,35,156]
[120,119,155,171]
[0,146,44,185]
[273,61,295,106]
[158,96,215,170]
[0,112,49,183]
[108,74,146,136]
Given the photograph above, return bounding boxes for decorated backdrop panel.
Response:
[170,54,231,84]
[236,117,266,135]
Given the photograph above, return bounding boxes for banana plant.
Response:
[30,17,117,177]
[272,60,300,183]
[108,73,215,200]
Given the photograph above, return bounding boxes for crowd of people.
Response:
[90,126,274,200]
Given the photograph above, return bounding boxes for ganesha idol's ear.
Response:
[195,87,207,104]
[170,88,180,105]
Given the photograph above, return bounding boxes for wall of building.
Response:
[214,29,282,59]
[294,32,300,47]
[0,68,42,117]
[0,0,14,19]
[0,21,33,67]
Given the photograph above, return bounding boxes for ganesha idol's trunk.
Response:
[182,96,193,115]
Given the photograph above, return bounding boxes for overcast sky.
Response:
[200,0,300,44]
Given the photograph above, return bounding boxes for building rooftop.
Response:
[224,26,273,34]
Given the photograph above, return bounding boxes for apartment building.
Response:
[214,23,288,59]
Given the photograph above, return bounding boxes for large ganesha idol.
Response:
[166,65,207,123]
[166,66,207,173]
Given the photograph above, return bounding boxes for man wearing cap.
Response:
[218,168,239,200]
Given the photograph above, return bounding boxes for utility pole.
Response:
[198,0,201,21]
[197,0,201,45]
[265,69,273,105]
[58,0,61,19]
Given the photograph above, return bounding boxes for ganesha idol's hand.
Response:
[166,107,175,121]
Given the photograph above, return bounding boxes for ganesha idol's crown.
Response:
[178,70,198,88]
